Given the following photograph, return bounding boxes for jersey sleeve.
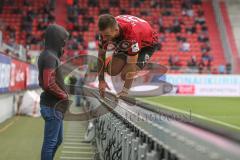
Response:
[42,55,68,99]
[127,31,142,56]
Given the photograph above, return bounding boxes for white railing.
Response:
[0,31,27,61]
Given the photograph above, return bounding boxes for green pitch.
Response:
[0,116,62,160]
[139,96,240,130]
[0,104,93,160]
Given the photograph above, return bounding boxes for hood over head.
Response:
[45,24,69,57]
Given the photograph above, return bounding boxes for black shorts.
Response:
[112,43,160,69]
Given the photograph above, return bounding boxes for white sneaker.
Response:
[84,122,95,142]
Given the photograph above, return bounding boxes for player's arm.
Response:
[97,37,109,97]
[97,47,106,82]
[118,38,141,97]
[118,54,139,97]
[97,35,107,82]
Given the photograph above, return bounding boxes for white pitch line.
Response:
[141,100,240,131]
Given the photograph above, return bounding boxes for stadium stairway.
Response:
[60,121,96,160]
[224,0,240,56]
[59,100,97,160]
[220,1,240,73]
[202,1,226,65]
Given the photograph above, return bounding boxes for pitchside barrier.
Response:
[0,52,39,122]
[82,86,240,160]
[87,73,240,97]
[0,53,39,94]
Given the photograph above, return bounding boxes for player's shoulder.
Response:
[115,15,146,22]
[115,15,138,19]
[115,15,134,31]
[115,15,130,23]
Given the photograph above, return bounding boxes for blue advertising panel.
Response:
[27,64,39,88]
[0,53,11,93]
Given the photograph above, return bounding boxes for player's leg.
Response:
[106,52,127,76]
[120,44,160,81]
[136,44,159,69]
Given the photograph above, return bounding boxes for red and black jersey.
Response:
[98,15,158,56]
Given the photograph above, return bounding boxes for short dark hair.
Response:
[98,14,117,31]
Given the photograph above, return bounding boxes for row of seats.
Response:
[0,0,226,72]
[66,0,225,68]
[1,0,48,46]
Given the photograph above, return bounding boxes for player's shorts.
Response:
[105,43,160,70]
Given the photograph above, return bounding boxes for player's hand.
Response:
[116,90,128,98]
[99,80,110,98]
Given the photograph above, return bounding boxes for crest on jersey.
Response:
[119,40,131,51]
[131,42,140,53]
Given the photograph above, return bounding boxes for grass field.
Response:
[0,104,93,160]
[0,116,63,160]
[139,96,240,130]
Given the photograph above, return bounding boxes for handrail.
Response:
[84,86,240,160]
[0,31,27,61]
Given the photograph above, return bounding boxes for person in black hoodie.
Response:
[38,24,69,160]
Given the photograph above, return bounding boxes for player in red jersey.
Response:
[97,14,160,97]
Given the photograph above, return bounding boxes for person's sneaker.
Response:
[84,122,95,142]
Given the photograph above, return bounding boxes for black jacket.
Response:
[38,24,70,113]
